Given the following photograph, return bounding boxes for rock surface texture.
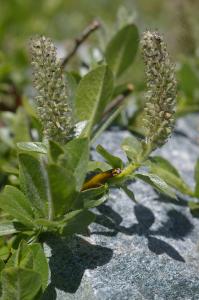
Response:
[43,115,199,300]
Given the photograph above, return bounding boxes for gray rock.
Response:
[43,117,199,300]
[175,114,199,146]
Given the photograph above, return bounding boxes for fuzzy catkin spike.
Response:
[141,31,177,151]
[29,36,73,143]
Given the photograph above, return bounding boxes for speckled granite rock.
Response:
[43,116,199,300]
[175,114,199,146]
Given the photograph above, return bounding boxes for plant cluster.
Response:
[0,18,198,299]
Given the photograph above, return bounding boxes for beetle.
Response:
[82,168,121,191]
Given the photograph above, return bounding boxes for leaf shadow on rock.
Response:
[41,234,113,299]
[93,203,194,262]
[154,194,189,207]
[174,129,199,146]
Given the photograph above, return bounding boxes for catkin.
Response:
[30,36,73,143]
[141,31,177,149]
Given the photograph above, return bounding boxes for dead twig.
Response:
[91,84,134,144]
[102,83,134,120]
[61,20,101,68]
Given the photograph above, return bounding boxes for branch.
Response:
[61,20,101,68]
[102,84,134,120]
[91,84,134,144]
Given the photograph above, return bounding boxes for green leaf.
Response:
[0,258,5,295]
[135,173,176,199]
[29,243,49,291]
[19,154,48,218]
[178,62,199,98]
[1,267,42,300]
[0,238,10,261]
[149,156,180,176]
[6,241,48,291]
[66,71,78,103]
[96,144,123,168]
[61,138,89,191]
[1,164,19,175]
[16,240,34,269]
[0,221,19,236]
[194,159,199,197]
[189,201,199,218]
[48,140,64,163]
[146,156,193,196]
[35,219,59,228]
[75,65,114,137]
[62,210,85,223]
[74,185,108,209]
[74,120,88,138]
[121,184,137,202]
[13,108,31,144]
[62,210,95,236]
[121,136,142,162]
[91,95,128,144]
[87,161,111,172]
[17,142,47,154]
[0,258,5,273]
[83,195,108,209]
[105,24,139,77]
[36,210,90,230]
[22,96,37,119]
[0,186,34,227]
[47,164,77,217]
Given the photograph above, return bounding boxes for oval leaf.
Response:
[19,154,49,218]
[96,144,123,168]
[75,65,113,137]
[0,186,34,227]
[87,161,111,172]
[62,210,95,236]
[147,156,193,196]
[135,173,176,199]
[0,221,19,236]
[61,138,89,191]
[48,140,64,163]
[30,243,49,291]
[105,24,139,77]
[121,136,142,162]
[1,267,42,300]
[47,164,77,217]
[17,142,47,154]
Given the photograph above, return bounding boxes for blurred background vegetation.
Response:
[0,0,199,141]
[1,0,199,74]
[0,1,199,291]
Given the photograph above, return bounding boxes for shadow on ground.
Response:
[42,199,194,299]
[92,202,194,263]
[42,235,113,299]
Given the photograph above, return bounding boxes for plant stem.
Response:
[61,20,101,68]
[102,84,134,119]
[110,143,152,183]
[91,106,123,145]
[117,162,140,179]
[42,157,54,221]
[91,84,134,144]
